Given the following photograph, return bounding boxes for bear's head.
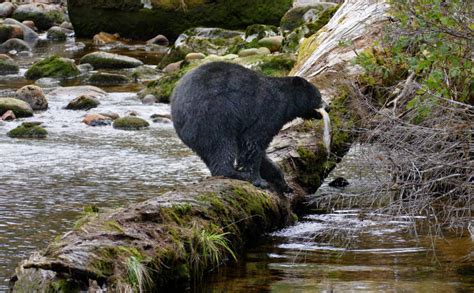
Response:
[291,76,329,120]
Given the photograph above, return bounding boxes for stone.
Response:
[7,122,48,139]
[12,3,64,30]
[185,52,206,62]
[82,113,112,126]
[257,47,272,55]
[258,36,284,52]
[25,55,80,80]
[22,20,38,31]
[163,60,182,74]
[245,24,279,41]
[0,2,15,18]
[0,24,23,43]
[0,38,32,53]
[99,112,119,120]
[0,97,34,118]
[86,73,130,86]
[3,18,39,41]
[0,55,19,75]
[1,110,16,121]
[46,26,67,41]
[142,94,156,105]
[238,48,259,57]
[15,85,48,111]
[80,52,143,69]
[77,63,93,73]
[35,77,60,88]
[328,177,349,188]
[92,32,121,45]
[65,95,100,110]
[280,3,338,32]
[146,34,169,46]
[59,21,74,30]
[49,86,107,100]
[113,116,149,130]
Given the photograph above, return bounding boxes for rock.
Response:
[281,4,336,32]
[82,113,112,126]
[25,55,80,80]
[175,27,245,56]
[126,110,139,117]
[258,36,284,52]
[99,112,119,120]
[163,60,183,74]
[113,116,149,130]
[150,113,171,120]
[0,55,19,75]
[66,95,100,110]
[328,177,349,188]
[49,85,107,100]
[35,77,60,88]
[12,3,64,30]
[3,18,39,41]
[245,24,279,41]
[67,0,293,40]
[1,110,15,121]
[185,52,205,62]
[142,94,156,105]
[0,97,34,118]
[152,117,172,124]
[46,26,67,41]
[59,21,73,30]
[238,48,259,57]
[15,85,48,111]
[77,63,93,73]
[0,24,24,43]
[80,52,143,69]
[146,34,169,46]
[0,2,15,18]
[87,73,130,86]
[0,38,31,53]
[257,47,272,55]
[22,20,38,31]
[7,122,47,139]
[92,32,121,45]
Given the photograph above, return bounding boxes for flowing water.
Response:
[0,38,472,292]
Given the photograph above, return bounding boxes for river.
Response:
[0,37,472,292]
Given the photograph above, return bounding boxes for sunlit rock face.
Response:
[67,0,293,40]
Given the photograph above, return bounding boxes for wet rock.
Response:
[59,21,74,30]
[12,3,64,30]
[66,95,100,110]
[46,26,67,41]
[0,38,31,53]
[0,54,19,75]
[82,113,112,126]
[25,55,80,80]
[99,112,119,120]
[3,18,39,41]
[113,116,149,130]
[125,110,139,117]
[87,72,130,86]
[142,94,156,105]
[15,85,48,111]
[49,85,107,100]
[257,36,284,52]
[150,113,172,124]
[146,34,169,46]
[163,60,183,74]
[22,20,38,32]
[0,24,24,43]
[150,113,172,120]
[77,63,93,73]
[185,52,205,62]
[92,32,121,45]
[0,2,15,18]
[35,77,60,88]
[1,110,15,121]
[245,24,279,41]
[80,52,143,69]
[0,97,34,118]
[7,122,47,139]
[328,177,349,188]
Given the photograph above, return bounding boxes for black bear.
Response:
[171,62,328,194]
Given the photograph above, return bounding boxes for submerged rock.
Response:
[80,52,143,69]
[12,3,64,30]
[113,116,149,130]
[7,122,47,139]
[92,32,122,45]
[1,110,16,121]
[0,97,33,118]
[25,55,80,80]
[66,95,100,110]
[15,85,48,111]
[46,26,68,41]
[48,85,107,100]
[0,38,32,53]
[0,55,19,75]
[86,72,130,86]
[82,113,112,126]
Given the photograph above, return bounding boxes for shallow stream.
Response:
[0,38,472,292]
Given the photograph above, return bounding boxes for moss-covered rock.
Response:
[0,38,31,53]
[68,0,293,40]
[0,57,19,75]
[80,52,143,69]
[25,55,80,80]
[245,24,279,41]
[0,97,33,118]
[113,116,150,130]
[87,73,130,86]
[12,4,64,30]
[7,122,48,139]
[66,95,100,110]
[46,26,67,41]
[280,3,337,32]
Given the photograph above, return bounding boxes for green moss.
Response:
[258,55,296,77]
[113,116,150,130]
[7,123,47,139]
[0,98,33,117]
[65,95,100,110]
[306,5,339,35]
[87,73,130,85]
[245,24,278,40]
[25,55,80,80]
[0,25,13,43]
[48,279,81,293]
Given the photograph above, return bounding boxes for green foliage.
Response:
[355,0,473,123]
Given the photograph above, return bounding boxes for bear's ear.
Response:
[291,76,307,87]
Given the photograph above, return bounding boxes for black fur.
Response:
[171,62,328,194]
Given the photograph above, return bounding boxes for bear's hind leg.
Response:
[236,140,270,189]
[199,143,252,182]
[260,155,292,195]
